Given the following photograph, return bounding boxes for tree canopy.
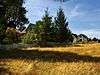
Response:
[0,0,28,44]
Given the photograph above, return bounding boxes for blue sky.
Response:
[24,0,100,38]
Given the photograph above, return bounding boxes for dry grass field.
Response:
[0,43,100,75]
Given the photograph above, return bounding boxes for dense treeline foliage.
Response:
[54,8,73,43]
[21,8,73,45]
[0,0,28,44]
[21,8,100,45]
[0,1,99,45]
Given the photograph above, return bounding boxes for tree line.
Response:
[0,0,99,45]
[21,8,73,45]
[0,0,28,44]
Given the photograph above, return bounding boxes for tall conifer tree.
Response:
[55,7,73,43]
[41,8,52,42]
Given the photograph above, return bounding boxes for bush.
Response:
[21,31,36,44]
[2,27,17,44]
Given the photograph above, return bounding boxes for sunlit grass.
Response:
[0,43,100,75]
[22,43,100,56]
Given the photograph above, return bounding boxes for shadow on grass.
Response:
[0,65,11,75]
[0,49,100,62]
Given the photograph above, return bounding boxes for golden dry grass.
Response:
[0,43,100,75]
[22,43,100,56]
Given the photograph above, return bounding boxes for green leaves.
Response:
[0,0,28,44]
[22,7,73,44]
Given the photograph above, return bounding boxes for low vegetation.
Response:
[0,43,100,75]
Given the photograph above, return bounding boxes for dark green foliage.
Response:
[21,24,35,44]
[0,0,28,44]
[34,20,43,41]
[0,0,7,43]
[79,34,89,39]
[48,23,58,42]
[54,8,73,43]
[21,8,74,45]
[1,1,86,45]
[0,23,6,44]
[41,8,52,42]
[21,31,35,44]
[0,0,28,28]
[0,0,5,19]
[21,21,43,44]
[92,37,98,42]
[3,29,17,44]
[5,0,28,26]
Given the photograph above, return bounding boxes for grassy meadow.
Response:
[0,43,100,75]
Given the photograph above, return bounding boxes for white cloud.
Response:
[24,0,100,38]
[73,29,100,39]
[69,4,84,19]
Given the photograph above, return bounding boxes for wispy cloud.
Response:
[69,3,100,22]
[69,4,83,19]
[24,0,100,38]
[72,29,100,39]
